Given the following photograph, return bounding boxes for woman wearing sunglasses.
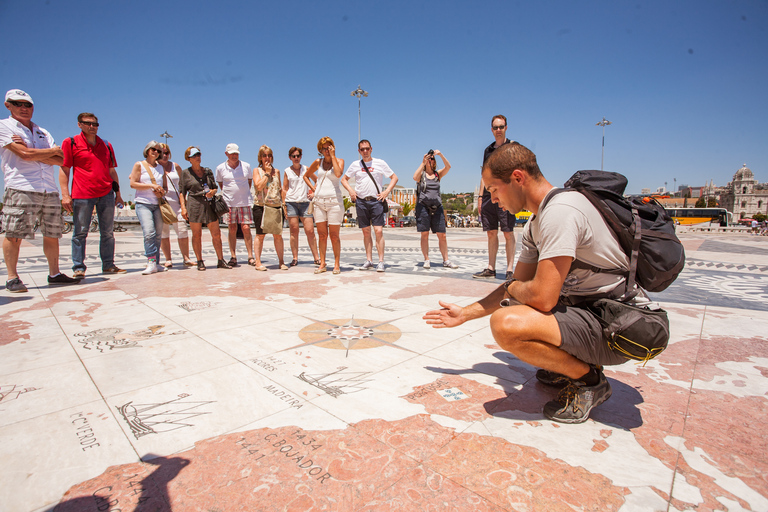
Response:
[178,146,231,271]
[129,141,169,275]
[282,146,320,267]
[157,143,194,268]
[251,145,287,271]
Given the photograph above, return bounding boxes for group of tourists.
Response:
[4,87,675,425]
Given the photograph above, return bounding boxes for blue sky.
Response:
[2,0,766,199]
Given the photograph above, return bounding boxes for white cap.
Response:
[225,143,240,154]
[188,147,201,157]
[5,89,34,104]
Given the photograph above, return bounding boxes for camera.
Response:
[427,149,434,156]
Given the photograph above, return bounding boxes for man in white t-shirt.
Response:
[424,142,635,424]
[341,139,398,272]
[215,143,254,266]
[1,89,78,292]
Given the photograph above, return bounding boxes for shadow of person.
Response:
[50,454,189,512]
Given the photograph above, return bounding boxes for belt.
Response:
[360,196,378,202]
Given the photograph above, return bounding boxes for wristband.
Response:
[503,277,517,294]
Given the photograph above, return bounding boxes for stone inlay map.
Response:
[0,229,767,511]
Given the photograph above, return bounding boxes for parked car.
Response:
[401,216,416,227]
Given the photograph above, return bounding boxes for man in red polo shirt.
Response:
[59,112,125,278]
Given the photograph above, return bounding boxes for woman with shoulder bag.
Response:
[304,137,345,274]
[158,143,194,268]
[178,146,231,271]
[413,149,458,270]
[251,145,287,271]
[130,141,169,275]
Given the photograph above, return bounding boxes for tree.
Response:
[755,213,766,222]
[343,197,353,213]
[695,197,706,208]
[401,201,414,216]
[707,198,719,207]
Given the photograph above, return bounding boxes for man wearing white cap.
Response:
[1,89,78,292]
[215,143,254,266]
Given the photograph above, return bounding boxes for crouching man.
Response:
[424,142,641,423]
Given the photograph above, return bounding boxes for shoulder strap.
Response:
[360,160,381,194]
[141,161,159,185]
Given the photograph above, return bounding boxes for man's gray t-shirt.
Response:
[519,188,630,298]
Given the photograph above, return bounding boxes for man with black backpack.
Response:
[424,142,676,424]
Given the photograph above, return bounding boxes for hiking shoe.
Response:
[73,270,86,279]
[535,369,573,388]
[6,277,28,293]
[48,273,79,286]
[423,259,431,269]
[473,268,495,279]
[376,261,385,272]
[543,369,612,424]
[103,266,126,274]
[359,260,374,270]
[443,260,459,269]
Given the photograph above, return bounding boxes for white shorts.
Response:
[313,197,343,226]
[161,211,189,239]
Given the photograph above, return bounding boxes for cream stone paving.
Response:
[1,226,767,511]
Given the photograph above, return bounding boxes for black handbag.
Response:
[213,194,229,218]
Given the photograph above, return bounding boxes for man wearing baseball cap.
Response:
[215,143,254,266]
[0,89,78,292]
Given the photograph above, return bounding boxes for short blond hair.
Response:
[257,145,274,167]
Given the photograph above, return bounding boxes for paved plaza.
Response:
[1,225,767,511]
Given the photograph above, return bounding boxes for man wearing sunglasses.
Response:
[341,140,398,272]
[1,89,78,292]
[60,112,125,278]
[474,114,517,281]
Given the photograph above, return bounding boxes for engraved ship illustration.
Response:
[116,395,213,439]
[297,366,372,398]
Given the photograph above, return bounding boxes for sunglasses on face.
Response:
[162,151,170,155]
[149,147,162,153]
[290,154,301,158]
[9,101,33,108]
[492,125,506,130]
[80,121,100,127]
[359,147,371,151]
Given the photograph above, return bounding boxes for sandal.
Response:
[197,261,206,271]
[247,258,256,266]
[314,266,327,274]
[254,265,267,271]
[228,257,238,267]
[280,263,289,270]
[163,261,173,268]
[332,268,341,275]
[314,259,321,266]
[217,259,232,269]
[290,259,298,267]
[184,259,195,267]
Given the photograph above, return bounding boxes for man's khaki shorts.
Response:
[2,188,63,239]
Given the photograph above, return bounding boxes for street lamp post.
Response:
[160,130,173,147]
[350,85,368,142]
[595,117,612,171]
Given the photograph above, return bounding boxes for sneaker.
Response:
[48,273,79,286]
[141,262,158,275]
[535,369,573,388]
[359,260,374,270]
[103,266,126,274]
[6,277,28,293]
[443,260,459,269]
[505,271,514,281]
[543,368,612,424]
[73,270,86,280]
[423,260,431,269]
[376,262,385,272]
[472,268,496,279]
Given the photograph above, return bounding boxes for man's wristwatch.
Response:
[503,278,517,294]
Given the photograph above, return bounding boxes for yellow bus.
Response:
[664,207,732,226]
[514,210,532,225]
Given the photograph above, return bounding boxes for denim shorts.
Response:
[285,201,313,218]
[1,188,62,239]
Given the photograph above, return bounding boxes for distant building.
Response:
[720,164,768,219]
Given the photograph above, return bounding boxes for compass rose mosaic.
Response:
[296,318,405,351]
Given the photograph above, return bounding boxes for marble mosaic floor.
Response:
[1,227,767,511]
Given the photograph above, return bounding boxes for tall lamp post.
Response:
[596,117,612,171]
[160,130,173,147]
[350,85,368,142]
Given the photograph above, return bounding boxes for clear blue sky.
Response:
[2,0,766,199]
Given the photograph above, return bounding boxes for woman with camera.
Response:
[413,149,458,270]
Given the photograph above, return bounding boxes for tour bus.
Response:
[664,207,732,226]
[515,210,532,225]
